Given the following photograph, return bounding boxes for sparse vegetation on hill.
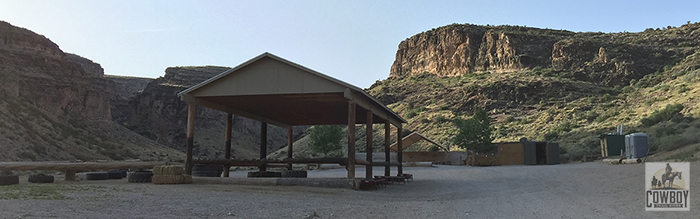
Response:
[366,22,700,162]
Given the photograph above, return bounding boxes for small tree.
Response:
[452,108,494,165]
[307,125,343,157]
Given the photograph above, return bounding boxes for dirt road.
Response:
[0,162,697,218]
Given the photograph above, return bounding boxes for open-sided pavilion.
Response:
[177,52,406,179]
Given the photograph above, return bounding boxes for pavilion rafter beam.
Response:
[344,89,402,127]
[181,94,292,129]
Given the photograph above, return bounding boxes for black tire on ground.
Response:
[247,171,261,177]
[248,171,282,178]
[0,175,19,186]
[192,164,223,177]
[107,170,123,179]
[28,174,54,183]
[281,170,308,178]
[86,172,109,180]
[128,171,153,183]
[263,171,282,177]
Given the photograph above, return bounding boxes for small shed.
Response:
[496,142,525,165]
[523,141,560,165]
[599,134,625,157]
[469,141,560,166]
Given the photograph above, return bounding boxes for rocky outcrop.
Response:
[0,20,183,161]
[391,23,700,86]
[391,24,571,77]
[0,21,113,120]
[115,67,306,159]
[106,75,153,124]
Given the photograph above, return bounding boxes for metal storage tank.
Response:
[598,134,625,157]
[625,133,648,159]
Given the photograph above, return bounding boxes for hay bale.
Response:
[152,174,191,184]
[153,165,185,175]
[183,174,193,184]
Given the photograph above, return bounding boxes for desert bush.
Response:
[504,116,515,123]
[434,115,450,123]
[621,86,635,93]
[306,125,343,157]
[566,136,600,160]
[529,67,556,77]
[594,111,618,123]
[640,104,684,127]
[405,111,418,119]
[583,111,599,122]
[544,131,559,140]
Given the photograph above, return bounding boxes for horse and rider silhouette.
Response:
[652,163,682,189]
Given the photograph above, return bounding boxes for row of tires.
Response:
[192,164,308,178]
[1,165,308,186]
[1,174,56,185]
[247,170,307,178]
[86,170,153,183]
[0,170,154,186]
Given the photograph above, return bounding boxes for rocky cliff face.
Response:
[391,24,571,77]
[391,23,700,86]
[0,21,184,161]
[106,75,153,124]
[113,67,306,159]
[0,21,113,120]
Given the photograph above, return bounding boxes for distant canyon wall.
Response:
[390,23,700,86]
[0,21,113,120]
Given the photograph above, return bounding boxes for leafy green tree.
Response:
[452,108,494,164]
[307,125,343,157]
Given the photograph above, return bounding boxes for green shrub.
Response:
[544,131,559,140]
[504,116,515,123]
[306,125,344,156]
[678,41,693,47]
[529,67,556,77]
[640,104,684,127]
[405,111,418,119]
[565,136,600,160]
[434,115,450,123]
[584,111,599,122]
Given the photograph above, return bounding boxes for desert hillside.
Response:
[371,22,700,161]
[274,22,700,162]
[0,21,184,161]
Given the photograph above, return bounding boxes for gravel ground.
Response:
[0,162,698,219]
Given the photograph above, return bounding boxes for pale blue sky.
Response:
[1,0,697,88]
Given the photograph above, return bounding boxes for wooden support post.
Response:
[260,122,268,172]
[384,121,391,176]
[223,113,232,177]
[64,170,76,181]
[287,128,293,170]
[347,101,356,179]
[397,123,403,175]
[365,110,373,179]
[185,103,195,175]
